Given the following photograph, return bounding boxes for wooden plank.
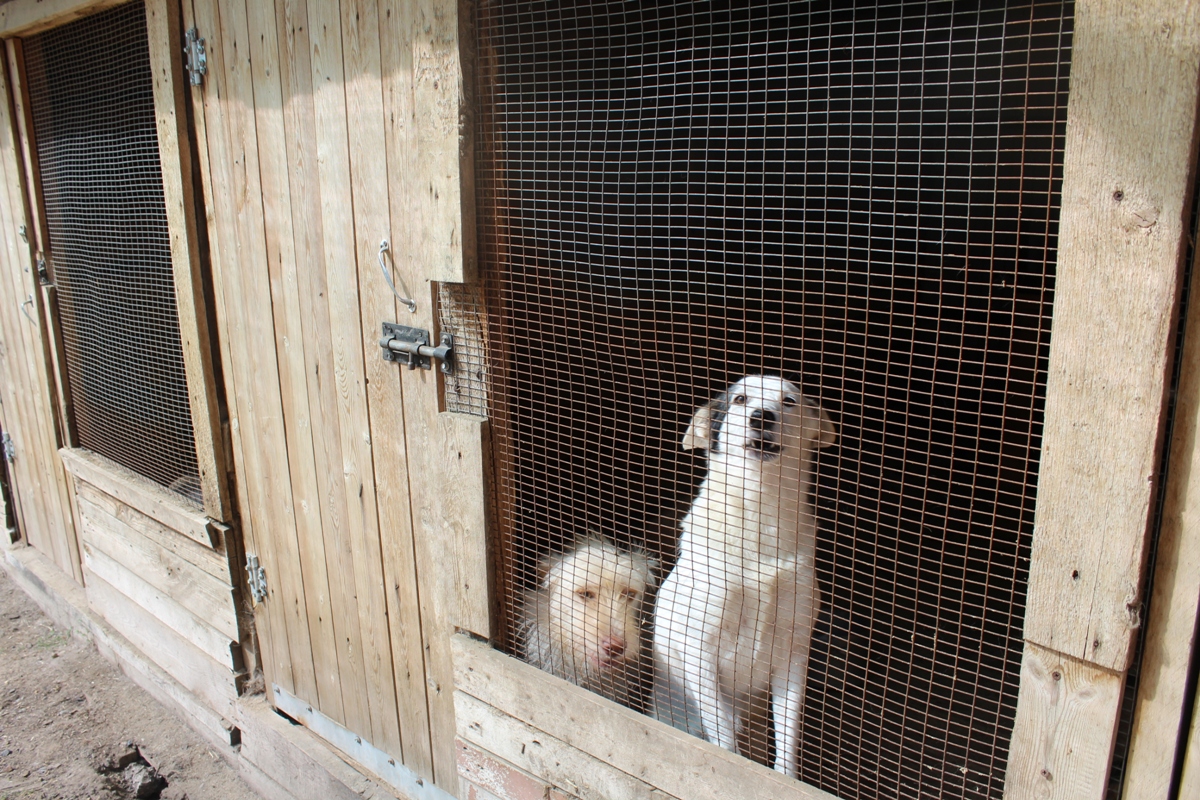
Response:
[178,0,278,694]
[379,0,487,785]
[239,0,348,730]
[6,38,78,454]
[0,41,79,583]
[82,540,236,666]
[1003,643,1124,800]
[144,0,232,522]
[193,0,316,699]
[85,568,239,719]
[339,0,431,774]
[0,0,133,36]
[74,481,227,581]
[455,692,678,800]
[77,504,238,641]
[0,54,55,560]
[59,446,213,547]
[451,635,839,800]
[1120,240,1200,798]
[304,0,403,758]
[1023,0,1200,671]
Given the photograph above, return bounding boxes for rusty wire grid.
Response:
[476,1,1072,798]
[23,0,201,504]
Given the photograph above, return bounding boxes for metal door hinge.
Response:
[379,323,454,374]
[246,554,267,604]
[2,433,14,464]
[184,28,207,86]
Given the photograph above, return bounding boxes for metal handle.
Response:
[19,295,35,324]
[378,239,416,313]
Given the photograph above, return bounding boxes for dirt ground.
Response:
[0,568,261,800]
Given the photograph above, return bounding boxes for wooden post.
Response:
[1006,1,1200,797]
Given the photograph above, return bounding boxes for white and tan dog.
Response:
[654,375,835,776]
[516,538,658,709]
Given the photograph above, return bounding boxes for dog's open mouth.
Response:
[747,436,782,460]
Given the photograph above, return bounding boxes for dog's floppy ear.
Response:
[683,403,716,450]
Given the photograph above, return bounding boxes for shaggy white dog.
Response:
[654,375,835,776]
[516,538,657,709]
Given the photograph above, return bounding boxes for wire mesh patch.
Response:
[23,0,201,503]
[478,1,1072,798]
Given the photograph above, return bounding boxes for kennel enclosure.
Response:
[0,0,1195,799]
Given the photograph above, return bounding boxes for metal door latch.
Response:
[184,28,207,86]
[246,554,267,604]
[2,433,14,463]
[379,323,454,374]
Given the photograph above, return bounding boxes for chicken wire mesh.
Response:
[477,0,1073,796]
[22,0,202,504]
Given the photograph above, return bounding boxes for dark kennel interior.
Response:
[476,1,1072,798]
[22,0,201,501]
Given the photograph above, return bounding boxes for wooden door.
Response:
[183,0,484,790]
[0,42,79,583]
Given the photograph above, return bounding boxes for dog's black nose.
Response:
[750,409,777,430]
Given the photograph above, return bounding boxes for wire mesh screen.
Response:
[23,0,202,504]
[478,1,1072,798]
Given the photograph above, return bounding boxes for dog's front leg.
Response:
[770,656,808,778]
[684,655,738,753]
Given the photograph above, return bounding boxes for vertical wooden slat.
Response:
[380,0,488,786]
[144,0,231,522]
[271,0,377,740]
[340,0,434,774]
[304,0,403,757]
[0,41,79,583]
[238,0,348,728]
[187,0,308,699]
[0,53,54,556]
[6,38,77,455]
[1121,248,1200,797]
[1007,1,1200,798]
[1022,0,1200,673]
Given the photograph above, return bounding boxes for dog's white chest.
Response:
[716,555,810,690]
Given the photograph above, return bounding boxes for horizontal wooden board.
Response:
[0,0,132,35]
[75,481,228,582]
[60,448,214,548]
[77,505,237,641]
[455,691,676,800]
[86,570,238,719]
[451,635,838,800]
[83,541,235,666]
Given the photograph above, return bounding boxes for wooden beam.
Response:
[1023,0,1200,672]
[1120,248,1200,795]
[0,0,131,37]
[144,0,231,522]
[451,634,838,800]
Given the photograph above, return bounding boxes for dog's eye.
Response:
[783,396,798,407]
[576,589,597,601]
[621,588,640,600]
[733,394,746,405]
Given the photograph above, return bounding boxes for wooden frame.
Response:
[2,0,233,523]
[1005,2,1200,798]
[0,0,131,38]
[143,0,231,521]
